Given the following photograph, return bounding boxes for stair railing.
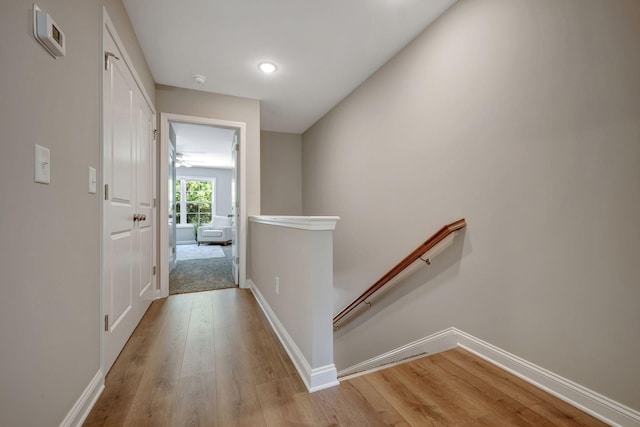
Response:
[333,218,466,329]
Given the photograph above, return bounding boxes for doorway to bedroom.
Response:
[168,121,238,295]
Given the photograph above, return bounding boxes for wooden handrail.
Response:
[333,218,466,327]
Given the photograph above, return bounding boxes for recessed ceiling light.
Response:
[192,74,206,84]
[258,62,277,74]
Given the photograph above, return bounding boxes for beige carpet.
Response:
[176,243,226,261]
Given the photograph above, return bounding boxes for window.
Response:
[175,177,215,224]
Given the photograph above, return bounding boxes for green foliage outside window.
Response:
[175,179,214,224]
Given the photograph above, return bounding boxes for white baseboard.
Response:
[453,328,640,427]
[339,352,436,382]
[337,327,640,427]
[337,327,458,378]
[59,369,105,427]
[247,280,339,393]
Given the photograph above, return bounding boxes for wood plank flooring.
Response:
[84,289,608,426]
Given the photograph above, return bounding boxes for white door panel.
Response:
[135,97,154,300]
[168,142,176,271]
[167,141,176,272]
[231,133,239,285]
[103,21,155,373]
[110,232,133,326]
[139,225,153,296]
[111,66,133,203]
[136,104,152,206]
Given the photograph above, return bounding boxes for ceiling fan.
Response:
[175,153,192,168]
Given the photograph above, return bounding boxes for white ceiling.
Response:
[172,122,235,169]
[123,0,457,134]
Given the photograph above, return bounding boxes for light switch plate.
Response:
[88,166,97,193]
[35,144,50,184]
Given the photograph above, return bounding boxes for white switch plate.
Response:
[34,144,50,184]
[88,166,97,193]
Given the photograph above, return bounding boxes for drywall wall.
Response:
[249,217,338,390]
[261,131,302,215]
[303,0,640,411]
[176,166,234,217]
[0,0,154,425]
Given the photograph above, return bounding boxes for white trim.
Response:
[453,329,640,427]
[339,353,433,382]
[308,364,341,393]
[151,102,160,301]
[248,280,339,392]
[337,327,640,427]
[102,8,154,115]
[160,113,248,297]
[59,370,104,427]
[249,215,341,231]
[337,327,458,378]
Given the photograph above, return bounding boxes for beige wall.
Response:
[303,0,640,410]
[261,131,302,215]
[0,1,153,425]
[250,222,335,369]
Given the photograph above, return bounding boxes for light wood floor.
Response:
[84,289,608,426]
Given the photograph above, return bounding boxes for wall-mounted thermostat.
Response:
[33,4,66,58]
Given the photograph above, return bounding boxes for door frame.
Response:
[100,7,158,372]
[159,113,247,297]
[168,141,176,271]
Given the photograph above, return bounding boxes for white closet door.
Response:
[103,23,154,374]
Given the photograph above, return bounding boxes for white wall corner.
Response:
[248,280,339,392]
[308,364,340,393]
[59,370,104,427]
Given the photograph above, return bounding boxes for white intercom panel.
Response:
[33,4,66,58]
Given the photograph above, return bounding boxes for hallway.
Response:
[85,289,607,426]
[85,289,297,425]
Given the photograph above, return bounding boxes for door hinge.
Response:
[153,198,156,208]
[234,143,239,152]
[235,257,239,265]
[104,51,120,71]
[153,266,156,275]
[153,129,158,141]
[104,184,109,200]
[104,314,109,332]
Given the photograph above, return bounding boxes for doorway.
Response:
[159,113,247,298]
[169,121,236,294]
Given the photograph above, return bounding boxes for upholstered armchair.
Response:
[197,216,233,245]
